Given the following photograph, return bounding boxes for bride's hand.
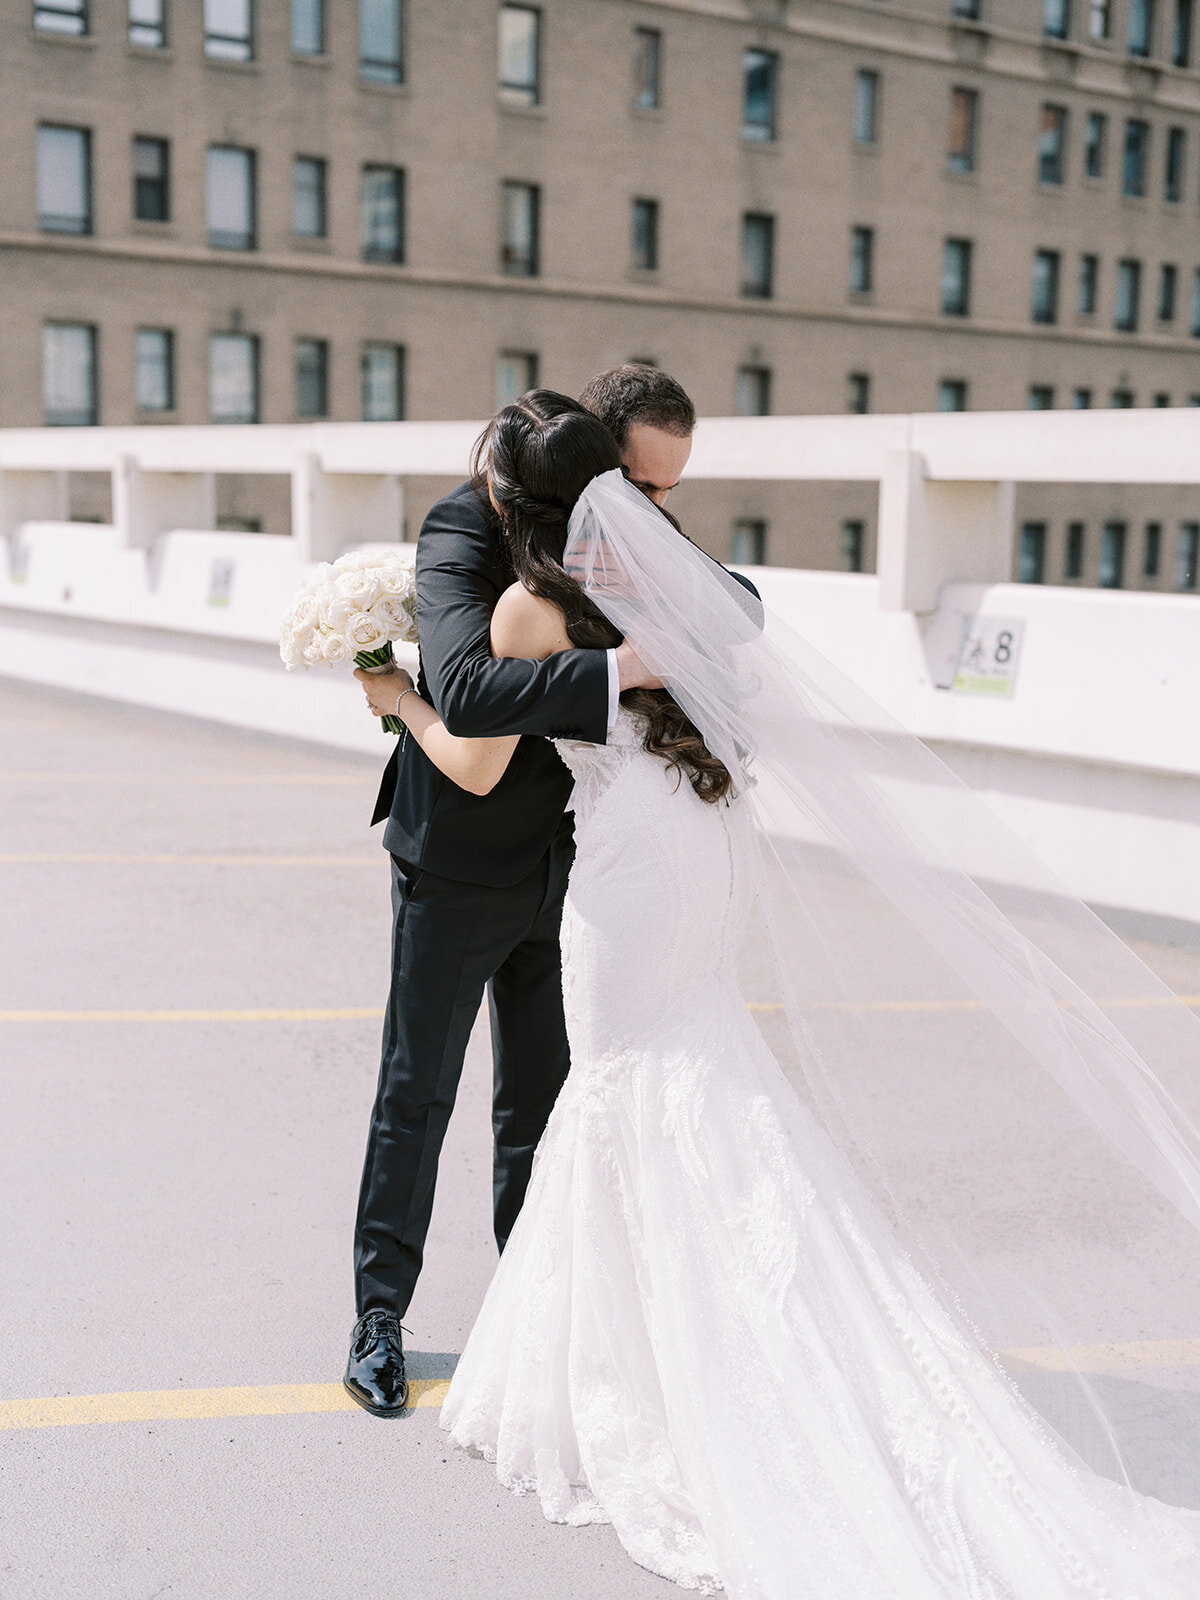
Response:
[354,665,414,718]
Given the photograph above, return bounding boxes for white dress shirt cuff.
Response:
[605,649,621,731]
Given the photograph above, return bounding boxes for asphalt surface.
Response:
[3,678,1200,1600]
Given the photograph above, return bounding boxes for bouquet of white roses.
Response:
[280,549,418,734]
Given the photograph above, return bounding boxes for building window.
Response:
[1099,521,1126,587]
[1028,384,1055,408]
[362,165,404,262]
[295,337,329,418]
[361,343,404,419]
[849,226,874,295]
[1110,387,1135,406]
[735,365,772,416]
[1128,0,1155,54]
[129,0,166,48]
[1090,0,1112,36]
[947,87,977,172]
[632,198,659,271]
[731,519,767,565]
[952,0,981,16]
[1032,249,1060,324]
[292,0,323,53]
[292,156,327,238]
[1173,0,1194,63]
[499,4,539,105]
[854,69,879,144]
[1154,390,1171,405]
[633,26,662,109]
[1065,521,1086,578]
[1018,522,1047,583]
[1143,521,1162,577]
[1159,262,1178,320]
[938,378,968,410]
[360,0,403,82]
[43,322,97,425]
[941,237,972,316]
[841,520,866,572]
[1078,253,1099,314]
[495,351,538,407]
[847,371,871,413]
[1165,127,1186,201]
[36,125,92,235]
[34,0,87,34]
[207,146,255,250]
[500,180,539,275]
[1176,522,1200,589]
[741,213,775,298]
[1191,268,1200,334]
[1123,119,1150,196]
[133,136,169,223]
[1038,104,1067,184]
[135,327,174,412]
[1114,258,1141,329]
[1072,387,1093,407]
[1044,0,1071,37]
[1084,111,1107,178]
[743,49,778,141]
[210,332,259,423]
[204,0,253,61]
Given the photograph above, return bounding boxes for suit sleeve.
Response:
[416,490,610,744]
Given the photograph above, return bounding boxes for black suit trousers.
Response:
[353,829,574,1317]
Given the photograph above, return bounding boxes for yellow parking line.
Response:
[1,773,370,786]
[749,997,1200,1012]
[0,1007,385,1023]
[0,853,378,866]
[1001,1338,1200,1372]
[0,1379,449,1431]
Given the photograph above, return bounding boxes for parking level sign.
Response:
[952,616,1024,697]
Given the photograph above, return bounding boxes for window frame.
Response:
[1173,0,1194,64]
[500,179,540,276]
[291,0,324,54]
[209,331,260,424]
[740,211,775,299]
[128,0,167,48]
[1043,0,1071,39]
[361,164,405,263]
[1018,522,1047,584]
[1165,126,1186,202]
[292,155,328,239]
[941,236,972,317]
[135,326,175,413]
[295,336,330,419]
[1122,118,1150,196]
[853,68,879,146]
[133,135,170,224]
[42,321,98,426]
[1128,0,1155,55]
[1158,261,1179,321]
[37,123,93,236]
[1098,520,1127,589]
[361,341,406,420]
[1083,110,1107,179]
[1065,521,1086,579]
[360,0,404,84]
[735,364,772,417]
[495,350,539,408]
[34,0,88,36]
[631,197,659,272]
[947,85,978,173]
[742,47,779,143]
[731,519,767,566]
[498,3,540,106]
[846,371,871,413]
[206,145,257,251]
[1031,248,1061,324]
[203,0,254,62]
[633,25,662,110]
[849,225,874,296]
[937,378,969,411]
[1038,103,1068,185]
[1078,252,1100,315]
[1114,257,1142,330]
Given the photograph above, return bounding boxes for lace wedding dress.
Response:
[441,707,1200,1599]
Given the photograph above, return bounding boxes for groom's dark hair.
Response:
[578,364,696,450]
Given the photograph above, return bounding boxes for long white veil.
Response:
[565,468,1200,1508]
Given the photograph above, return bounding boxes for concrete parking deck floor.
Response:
[3,678,1200,1600]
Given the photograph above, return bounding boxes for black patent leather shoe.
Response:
[343,1309,409,1416]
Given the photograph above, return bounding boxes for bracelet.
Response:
[394,686,417,716]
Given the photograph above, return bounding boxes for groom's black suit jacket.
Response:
[371,479,761,888]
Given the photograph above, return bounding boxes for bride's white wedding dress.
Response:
[441,706,1200,1598]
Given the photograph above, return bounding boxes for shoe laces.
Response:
[352,1309,408,1359]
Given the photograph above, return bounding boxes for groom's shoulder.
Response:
[420,480,493,546]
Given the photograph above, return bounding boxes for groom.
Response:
[346,365,745,1416]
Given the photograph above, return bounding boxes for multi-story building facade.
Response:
[2,0,1199,590]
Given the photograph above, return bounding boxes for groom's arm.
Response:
[417,487,612,743]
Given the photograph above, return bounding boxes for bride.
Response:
[379,393,1200,1597]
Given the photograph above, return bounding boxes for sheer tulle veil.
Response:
[565,468,1200,1509]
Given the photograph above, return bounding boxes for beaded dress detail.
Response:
[441,708,1200,1599]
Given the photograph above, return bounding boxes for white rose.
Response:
[321,632,352,664]
[301,631,327,666]
[332,550,370,572]
[280,628,305,669]
[376,564,416,600]
[321,594,358,635]
[346,610,387,652]
[373,593,418,643]
[290,594,320,632]
[333,568,381,610]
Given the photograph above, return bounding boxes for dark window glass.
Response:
[1044,0,1071,37]
[1072,387,1093,407]
[1038,104,1067,184]
[362,343,405,419]
[951,0,981,17]
[499,4,539,104]
[34,0,87,35]
[1110,387,1135,406]
[1078,253,1099,314]
[43,322,97,424]
[938,378,968,410]
[1065,521,1086,578]
[210,333,259,422]
[1090,0,1112,36]
[1143,521,1162,577]
[495,351,538,407]
[296,338,329,418]
[361,0,404,83]
[1176,522,1200,589]
[632,197,659,270]
[846,371,871,413]
[292,0,323,53]
[292,156,327,238]
[135,327,174,411]
[743,49,778,141]
[1128,0,1155,54]
[206,146,256,249]
[1032,249,1060,323]
[1099,521,1126,587]
[948,87,977,172]
[1159,262,1178,320]
[1191,268,1200,335]
[204,0,253,61]
[741,213,774,297]
[1123,119,1149,194]
[129,0,166,47]
[633,27,661,109]
[362,165,404,262]
[941,237,972,315]
[735,365,772,416]
[849,225,874,294]
[37,125,92,235]
[854,70,879,144]
[501,180,539,275]
[133,137,170,223]
[1154,391,1171,405]
[731,519,767,565]
[1084,111,1107,178]
[1018,522,1047,583]
[1165,127,1186,200]
[1174,0,1194,62]
[841,520,865,573]
[1028,385,1055,408]
[1114,258,1141,329]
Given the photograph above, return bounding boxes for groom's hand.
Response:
[615,641,663,693]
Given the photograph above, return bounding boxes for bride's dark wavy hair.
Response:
[471,389,732,803]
